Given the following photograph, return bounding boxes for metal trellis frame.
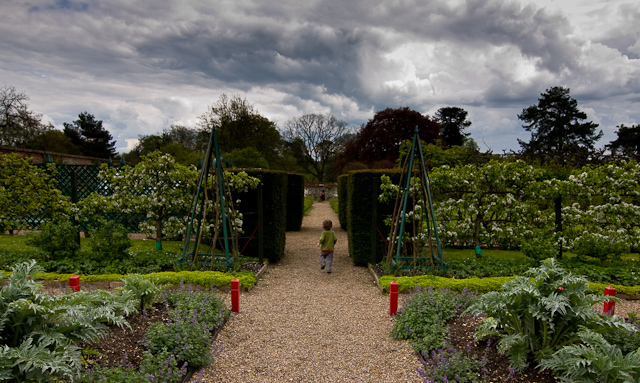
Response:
[176,124,238,270]
[386,127,449,271]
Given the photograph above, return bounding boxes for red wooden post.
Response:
[389,281,399,316]
[604,286,616,315]
[231,278,240,313]
[69,275,80,292]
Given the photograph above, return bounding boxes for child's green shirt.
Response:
[319,230,338,251]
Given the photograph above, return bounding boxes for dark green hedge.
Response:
[337,174,349,230]
[347,170,401,266]
[285,173,305,231]
[233,169,287,263]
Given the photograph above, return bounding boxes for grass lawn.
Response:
[0,234,184,253]
[443,247,528,260]
[303,196,315,215]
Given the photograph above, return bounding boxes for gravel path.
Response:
[197,201,422,382]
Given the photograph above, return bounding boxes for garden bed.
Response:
[445,314,557,382]
[375,261,640,383]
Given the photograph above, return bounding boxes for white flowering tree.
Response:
[200,170,261,238]
[378,159,640,260]
[379,174,437,266]
[78,151,198,245]
[563,161,640,260]
[429,160,544,249]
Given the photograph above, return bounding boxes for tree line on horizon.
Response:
[1,84,639,181]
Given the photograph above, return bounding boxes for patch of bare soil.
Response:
[84,302,171,368]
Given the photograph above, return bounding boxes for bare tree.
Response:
[283,113,348,182]
[0,86,52,147]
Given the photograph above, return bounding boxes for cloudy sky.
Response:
[1,0,639,154]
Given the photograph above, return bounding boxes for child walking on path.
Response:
[317,219,337,273]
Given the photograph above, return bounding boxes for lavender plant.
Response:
[391,287,477,353]
[417,340,491,383]
[160,284,228,327]
[142,309,214,368]
[142,285,229,369]
[79,349,187,383]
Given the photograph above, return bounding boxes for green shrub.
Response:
[520,231,558,261]
[337,174,348,230]
[466,258,635,371]
[286,173,305,231]
[539,328,640,383]
[347,170,401,266]
[88,220,132,260]
[153,270,256,289]
[235,169,287,263]
[571,232,630,266]
[588,282,640,296]
[28,270,257,289]
[25,221,79,260]
[0,260,136,382]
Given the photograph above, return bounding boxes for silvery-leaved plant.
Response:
[465,258,636,371]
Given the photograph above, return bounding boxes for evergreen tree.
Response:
[435,106,471,147]
[607,124,640,159]
[518,86,602,166]
[63,112,117,158]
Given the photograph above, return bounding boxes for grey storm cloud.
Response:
[0,0,639,153]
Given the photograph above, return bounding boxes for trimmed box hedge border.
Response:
[1,269,259,290]
[372,266,640,297]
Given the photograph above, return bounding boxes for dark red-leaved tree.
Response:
[335,107,440,171]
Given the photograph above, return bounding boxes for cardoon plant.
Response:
[466,258,635,371]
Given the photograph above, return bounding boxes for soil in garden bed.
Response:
[84,302,171,368]
[446,314,557,383]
